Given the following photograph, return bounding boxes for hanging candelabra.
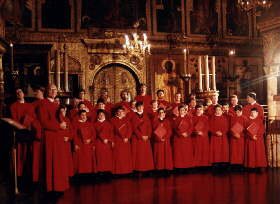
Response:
[238,0,272,12]
[123,33,151,55]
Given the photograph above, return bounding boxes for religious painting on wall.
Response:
[226,0,249,36]
[81,0,147,29]
[190,0,218,35]
[156,0,182,33]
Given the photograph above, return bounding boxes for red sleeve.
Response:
[38,101,60,131]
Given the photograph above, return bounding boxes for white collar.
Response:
[137,111,143,115]
[18,100,25,104]
[47,97,55,102]
[98,118,105,123]
[250,101,256,105]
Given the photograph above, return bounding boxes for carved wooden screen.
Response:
[93,65,137,104]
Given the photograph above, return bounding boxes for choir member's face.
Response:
[236,110,242,116]
[246,96,255,104]
[79,91,85,100]
[97,102,105,110]
[158,110,165,118]
[140,85,146,94]
[121,91,129,101]
[222,105,229,112]
[116,109,124,118]
[34,89,44,99]
[152,101,158,110]
[179,107,186,116]
[206,99,212,106]
[211,95,218,104]
[215,107,223,116]
[131,101,136,109]
[157,91,164,99]
[196,107,204,116]
[55,97,60,105]
[16,89,24,100]
[47,85,57,99]
[100,90,108,99]
[175,93,181,102]
[79,104,86,111]
[189,99,196,108]
[60,108,67,117]
[250,110,258,118]
[97,112,105,121]
[230,97,238,106]
[136,105,144,112]
[80,112,87,121]
[184,104,189,112]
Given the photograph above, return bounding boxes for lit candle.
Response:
[205,55,210,91]
[10,42,14,72]
[198,56,203,91]
[183,49,187,75]
[212,56,216,91]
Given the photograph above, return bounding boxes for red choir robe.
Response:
[135,95,152,111]
[244,117,267,168]
[229,105,237,117]
[152,118,173,170]
[209,115,229,163]
[206,104,219,116]
[147,109,158,120]
[114,101,133,119]
[168,102,180,119]
[229,114,248,165]
[73,119,96,174]
[82,99,94,112]
[173,115,194,168]
[10,101,41,178]
[157,99,170,109]
[111,116,133,174]
[243,102,264,120]
[57,114,74,177]
[31,99,44,182]
[192,115,210,167]
[94,119,114,172]
[188,107,196,116]
[131,112,154,171]
[37,99,69,192]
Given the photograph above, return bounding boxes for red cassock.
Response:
[94,120,114,172]
[243,103,264,120]
[73,120,96,174]
[57,115,74,177]
[135,95,152,110]
[229,115,248,165]
[229,105,237,117]
[244,117,267,168]
[31,99,44,182]
[114,101,133,119]
[168,102,180,119]
[173,115,194,168]
[152,118,173,170]
[37,99,69,192]
[111,116,133,174]
[188,108,196,116]
[147,109,158,121]
[10,101,41,178]
[131,113,154,171]
[158,99,170,109]
[205,104,216,116]
[209,115,229,163]
[192,115,210,167]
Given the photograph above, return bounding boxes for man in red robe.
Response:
[229,95,239,116]
[168,92,183,119]
[173,105,194,169]
[188,98,197,116]
[37,84,69,192]
[131,101,154,172]
[244,108,267,169]
[135,83,152,111]
[111,106,133,174]
[73,110,96,174]
[147,100,158,120]
[98,88,113,113]
[192,105,210,167]
[229,105,247,168]
[209,105,229,167]
[152,108,173,171]
[243,92,264,120]
[156,89,169,109]
[114,90,132,118]
[206,94,219,116]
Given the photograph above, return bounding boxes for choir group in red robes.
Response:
[9,84,267,193]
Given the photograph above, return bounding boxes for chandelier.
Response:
[123,33,151,55]
[238,0,272,12]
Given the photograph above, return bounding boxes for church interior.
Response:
[0,0,280,203]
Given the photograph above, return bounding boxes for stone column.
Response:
[204,55,210,91]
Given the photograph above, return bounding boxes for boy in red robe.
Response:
[111,106,133,175]
[173,105,194,169]
[37,84,69,192]
[156,89,170,109]
[147,100,158,120]
[244,108,267,169]
[152,108,173,171]
[188,98,197,116]
[131,101,154,172]
[192,105,210,167]
[73,110,96,174]
[229,105,247,169]
[168,92,182,119]
[206,94,219,116]
[94,109,114,173]
[229,95,239,116]
[209,105,229,169]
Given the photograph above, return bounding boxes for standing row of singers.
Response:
[8,83,266,193]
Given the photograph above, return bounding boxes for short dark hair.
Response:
[97,98,105,104]
[97,109,106,116]
[78,109,87,116]
[157,107,165,113]
[250,107,258,112]
[156,89,164,95]
[234,105,243,112]
[247,92,256,100]
[214,104,222,110]
[135,101,144,107]
[195,104,203,109]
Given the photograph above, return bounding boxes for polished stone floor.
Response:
[0,169,279,204]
